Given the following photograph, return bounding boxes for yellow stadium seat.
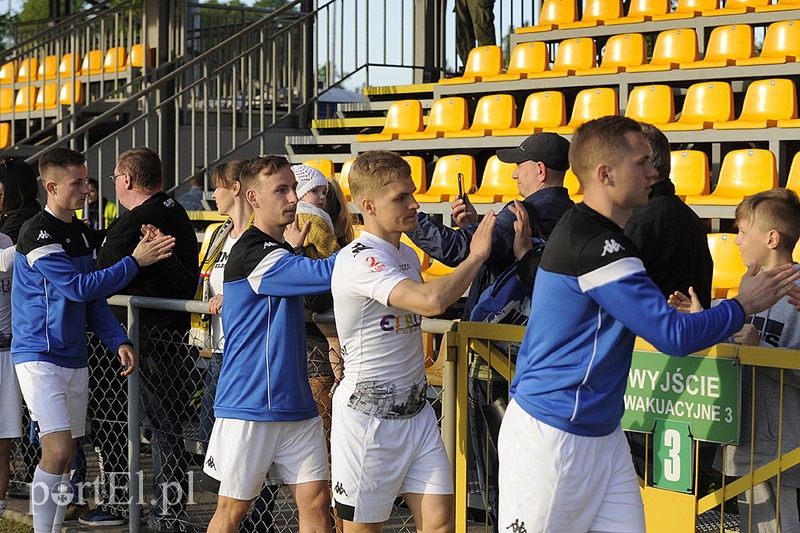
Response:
[564,168,584,203]
[785,152,800,195]
[37,82,85,111]
[16,58,39,82]
[679,25,753,69]
[685,149,777,205]
[707,234,746,298]
[303,158,334,178]
[34,83,57,110]
[627,29,698,72]
[483,42,549,82]
[576,33,646,75]
[80,50,103,75]
[357,100,423,142]
[657,81,733,131]
[706,0,770,15]
[130,44,152,67]
[439,45,503,85]
[14,86,37,112]
[559,0,623,28]
[0,122,9,149]
[398,97,468,140]
[549,88,618,134]
[415,154,476,203]
[38,55,59,80]
[0,88,13,113]
[493,91,567,136]
[652,0,718,19]
[422,260,456,283]
[400,233,431,271]
[606,0,670,23]
[0,61,16,85]
[103,47,128,72]
[736,21,800,65]
[59,53,81,78]
[624,85,675,125]
[338,158,353,201]
[528,38,596,79]
[516,0,577,33]
[402,155,428,194]
[444,94,516,138]
[756,0,799,10]
[713,78,796,129]
[670,150,710,196]
[471,156,519,204]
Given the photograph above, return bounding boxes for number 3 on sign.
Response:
[652,420,694,493]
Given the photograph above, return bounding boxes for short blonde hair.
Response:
[348,151,412,202]
[735,188,800,254]
[569,116,642,189]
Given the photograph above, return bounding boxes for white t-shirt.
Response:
[331,231,426,395]
[209,233,240,353]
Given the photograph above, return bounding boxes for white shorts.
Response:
[0,351,22,439]
[203,416,329,501]
[15,361,88,438]
[330,392,453,523]
[498,399,645,533]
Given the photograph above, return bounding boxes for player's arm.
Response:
[86,297,136,375]
[389,212,495,316]
[405,212,471,267]
[248,246,337,297]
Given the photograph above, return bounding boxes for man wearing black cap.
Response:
[406,132,573,532]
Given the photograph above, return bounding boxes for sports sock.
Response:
[31,467,61,533]
[50,473,71,533]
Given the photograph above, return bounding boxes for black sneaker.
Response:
[78,505,127,527]
[64,502,87,521]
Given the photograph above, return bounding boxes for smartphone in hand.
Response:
[457,172,468,202]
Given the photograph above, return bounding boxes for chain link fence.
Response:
[7,296,456,533]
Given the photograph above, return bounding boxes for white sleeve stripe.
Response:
[27,243,65,267]
[577,256,645,292]
[247,248,292,292]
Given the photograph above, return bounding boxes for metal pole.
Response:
[127,302,141,533]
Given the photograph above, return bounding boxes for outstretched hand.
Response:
[735,261,800,316]
[284,217,311,249]
[668,287,703,313]
[131,225,175,267]
[468,211,496,263]
[510,200,532,260]
[118,344,137,376]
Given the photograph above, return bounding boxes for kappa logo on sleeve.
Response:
[600,238,625,257]
[262,241,277,250]
[351,242,372,257]
[37,230,52,241]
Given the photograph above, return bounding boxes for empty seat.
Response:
[606,0,670,23]
[670,150,710,196]
[627,29,698,72]
[16,58,39,82]
[564,168,584,202]
[624,85,675,125]
[0,61,16,85]
[103,47,128,72]
[302,158,334,178]
[357,100,424,142]
[529,38,596,78]
[471,156,520,204]
[680,25,753,69]
[493,91,567,136]
[415,155,476,203]
[756,0,799,10]
[483,42,549,82]
[713,78,796,129]
[685,149,777,205]
[656,81,733,131]
[576,33,646,75]
[34,83,57,111]
[0,122,9,149]
[402,155,428,194]
[652,0,718,19]
[444,94,516,138]
[736,20,800,65]
[80,50,103,75]
[549,88,618,134]
[707,234,747,297]
[38,55,59,80]
[398,97,468,140]
[14,86,37,112]
[130,44,152,67]
[59,53,81,78]
[560,0,623,28]
[35,81,84,110]
[0,88,12,113]
[338,158,353,201]
[706,0,770,15]
[440,45,503,85]
[785,152,800,195]
[516,0,577,33]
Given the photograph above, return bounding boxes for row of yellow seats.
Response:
[516,0,799,34]
[0,82,84,114]
[442,21,798,86]
[0,44,151,85]
[0,122,9,149]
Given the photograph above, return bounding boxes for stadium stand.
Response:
[493,90,567,135]
[685,148,778,205]
[356,100,424,142]
[624,84,675,125]
[470,155,520,203]
[670,150,711,196]
[483,42,549,82]
[443,94,517,138]
[515,0,577,33]
[439,45,504,85]
[397,97,469,140]
[414,154,476,203]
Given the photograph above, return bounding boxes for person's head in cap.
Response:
[496,132,571,198]
[291,164,329,209]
